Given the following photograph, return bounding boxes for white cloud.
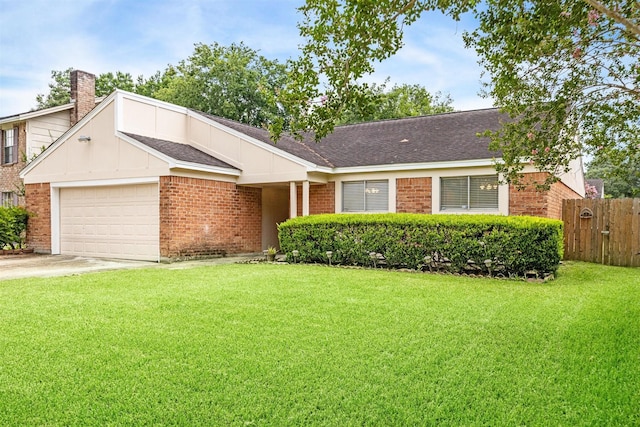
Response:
[0,0,490,116]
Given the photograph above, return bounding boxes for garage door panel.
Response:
[60,184,159,261]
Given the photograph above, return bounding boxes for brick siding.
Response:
[509,172,582,219]
[547,179,582,219]
[297,182,336,216]
[24,183,51,253]
[396,177,432,213]
[159,176,262,258]
[0,123,27,206]
[70,70,96,126]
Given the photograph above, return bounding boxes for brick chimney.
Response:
[70,70,96,126]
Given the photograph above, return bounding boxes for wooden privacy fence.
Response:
[562,198,640,267]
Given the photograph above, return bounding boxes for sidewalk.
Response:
[0,253,261,281]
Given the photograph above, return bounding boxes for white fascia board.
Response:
[51,177,160,188]
[117,132,241,177]
[116,90,190,114]
[330,158,499,174]
[19,92,120,179]
[172,161,241,176]
[189,111,326,172]
[0,102,74,125]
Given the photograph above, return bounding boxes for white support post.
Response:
[50,186,60,254]
[302,180,310,216]
[289,182,297,218]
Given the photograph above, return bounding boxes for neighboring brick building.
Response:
[0,70,97,207]
[20,90,585,261]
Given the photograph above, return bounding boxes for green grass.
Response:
[1,262,639,426]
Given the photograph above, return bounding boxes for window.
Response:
[343,180,389,212]
[1,192,17,207]
[441,175,499,211]
[1,128,17,165]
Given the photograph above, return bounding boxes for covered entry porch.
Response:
[260,180,336,250]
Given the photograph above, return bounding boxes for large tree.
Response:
[36,68,138,109]
[274,0,639,188]
[468,0,639,187]
[35,43,290,128]
[151,42,289,127]
[338,82,454,125]
[585,153,640,198]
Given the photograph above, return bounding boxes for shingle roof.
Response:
[197,108,506,168]
[123,132,238,170]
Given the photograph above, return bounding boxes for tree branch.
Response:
[582,0,640,38]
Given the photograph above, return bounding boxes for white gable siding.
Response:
[22,101,171,184]
[188,115,309,184]
[26,110,71,160]
[120,96,188,144]
[559,157,586,197]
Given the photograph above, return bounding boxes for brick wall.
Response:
[0,123,27,206]
[159,176,261,258]
[547,179,582,220]
[396,177,432,213]
[297,182,336,216]
[24,183,51,253]
[70,70,96,126]
[509,172,582,219]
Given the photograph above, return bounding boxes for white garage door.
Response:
[60,184,159,261]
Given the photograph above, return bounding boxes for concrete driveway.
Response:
[0,254,154,281]
[0,253,261,281]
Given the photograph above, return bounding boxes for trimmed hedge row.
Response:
[0,206,29,250]
[278,213,563,277]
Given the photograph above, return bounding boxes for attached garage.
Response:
[58,183,159,261]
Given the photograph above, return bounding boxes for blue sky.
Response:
[0,0,493,117]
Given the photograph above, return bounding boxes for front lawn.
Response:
[1,262,638,425]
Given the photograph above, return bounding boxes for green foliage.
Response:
[466,0,640,189]
[95,71,136,95]
[278,213,563,276]
[0,206,29,249]
[277,0,639,188]
[586,152,640,198]
[272,0,475,141]
[152,42,289,127]
[338,81,454,125]
[35,68,75,109]
[37,43,290,128]
[36,68,139,109]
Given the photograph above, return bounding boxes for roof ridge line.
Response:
[333,106,500,129]
[289,137,336,168]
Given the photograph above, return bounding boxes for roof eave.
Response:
[330,158,500,174]
[0,102,74,125]
[170,161,241,176]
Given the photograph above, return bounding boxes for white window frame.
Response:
[2,128,16,165]
[1,191,17,207]
[342,180,389,212]
[440,174,499,212]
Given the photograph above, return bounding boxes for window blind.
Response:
[441,176,468,210]
[342,180,388,212]
[343,181,365,211]
[441,175,498,211]
[469,175,499,209]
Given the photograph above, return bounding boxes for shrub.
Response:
[0,206,29,249]
[278,213,563,277]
